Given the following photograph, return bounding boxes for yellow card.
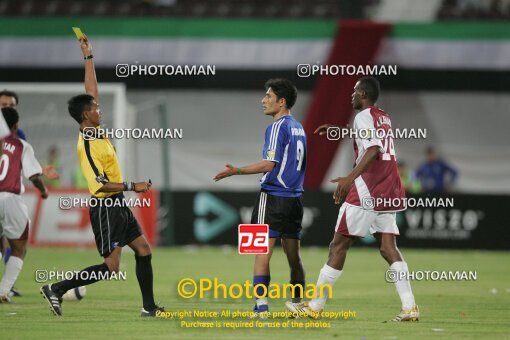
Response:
[72,27,85,40]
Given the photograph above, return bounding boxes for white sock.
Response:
[0,256,23,296]
[390,261,416,309]
[309,264,342,311]
[256,297,268,307]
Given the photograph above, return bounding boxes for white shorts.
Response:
[0,192,30,240]
[334,203,399,237]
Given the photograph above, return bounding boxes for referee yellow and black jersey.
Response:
[77,128,123,198]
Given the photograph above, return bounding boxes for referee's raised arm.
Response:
[78,34,98,102]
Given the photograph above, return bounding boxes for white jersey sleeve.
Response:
[20,139,43,179]
[0,113,10,139]
[354,109,384,154]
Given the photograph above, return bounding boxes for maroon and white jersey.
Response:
[0,132,43,195]
[0,114,9,139]
[345,106,406,212]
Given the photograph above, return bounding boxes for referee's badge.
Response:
[267,150,276,159]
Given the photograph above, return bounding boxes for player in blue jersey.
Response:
[214,78,307,318]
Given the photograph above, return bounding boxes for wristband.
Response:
[236,168,242,175]
[123,181,135,191]
[84,54,94,60]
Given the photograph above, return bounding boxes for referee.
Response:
[40,34,163,317]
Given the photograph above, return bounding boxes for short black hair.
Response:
[68,94,95,124]
[264,78,298,109]
[358,76,380,103]
[1,107,19,130]
[426,146,435,154]
[0,90,19,105]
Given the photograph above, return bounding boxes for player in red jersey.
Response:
[0,91,59,298]
[286,77,419,322]
[0,107,48,303]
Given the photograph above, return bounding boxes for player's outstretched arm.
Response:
[314,123,352,136]
[29,174,48,199]
[78,34,98,102]
[330,146,379,204]
[42,165,60,180]
[96,181,152,193]
[213,161,275,182]
[314,123,337,135]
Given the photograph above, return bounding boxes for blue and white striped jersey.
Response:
[260,114,306,197]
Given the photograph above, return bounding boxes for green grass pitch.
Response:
[1,246,509,339]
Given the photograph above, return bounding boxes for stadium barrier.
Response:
[165,191,510,250]
[24,188,508,250]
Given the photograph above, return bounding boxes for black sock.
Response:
[135,254,156,310]
[290,280,305,303]
[51,263,109,296]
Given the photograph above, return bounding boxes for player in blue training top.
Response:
[214,78,307,318]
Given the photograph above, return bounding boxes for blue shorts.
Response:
[269,228,301,240]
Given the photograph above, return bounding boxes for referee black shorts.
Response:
[89,193,142,257]
[251,191,303,240]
